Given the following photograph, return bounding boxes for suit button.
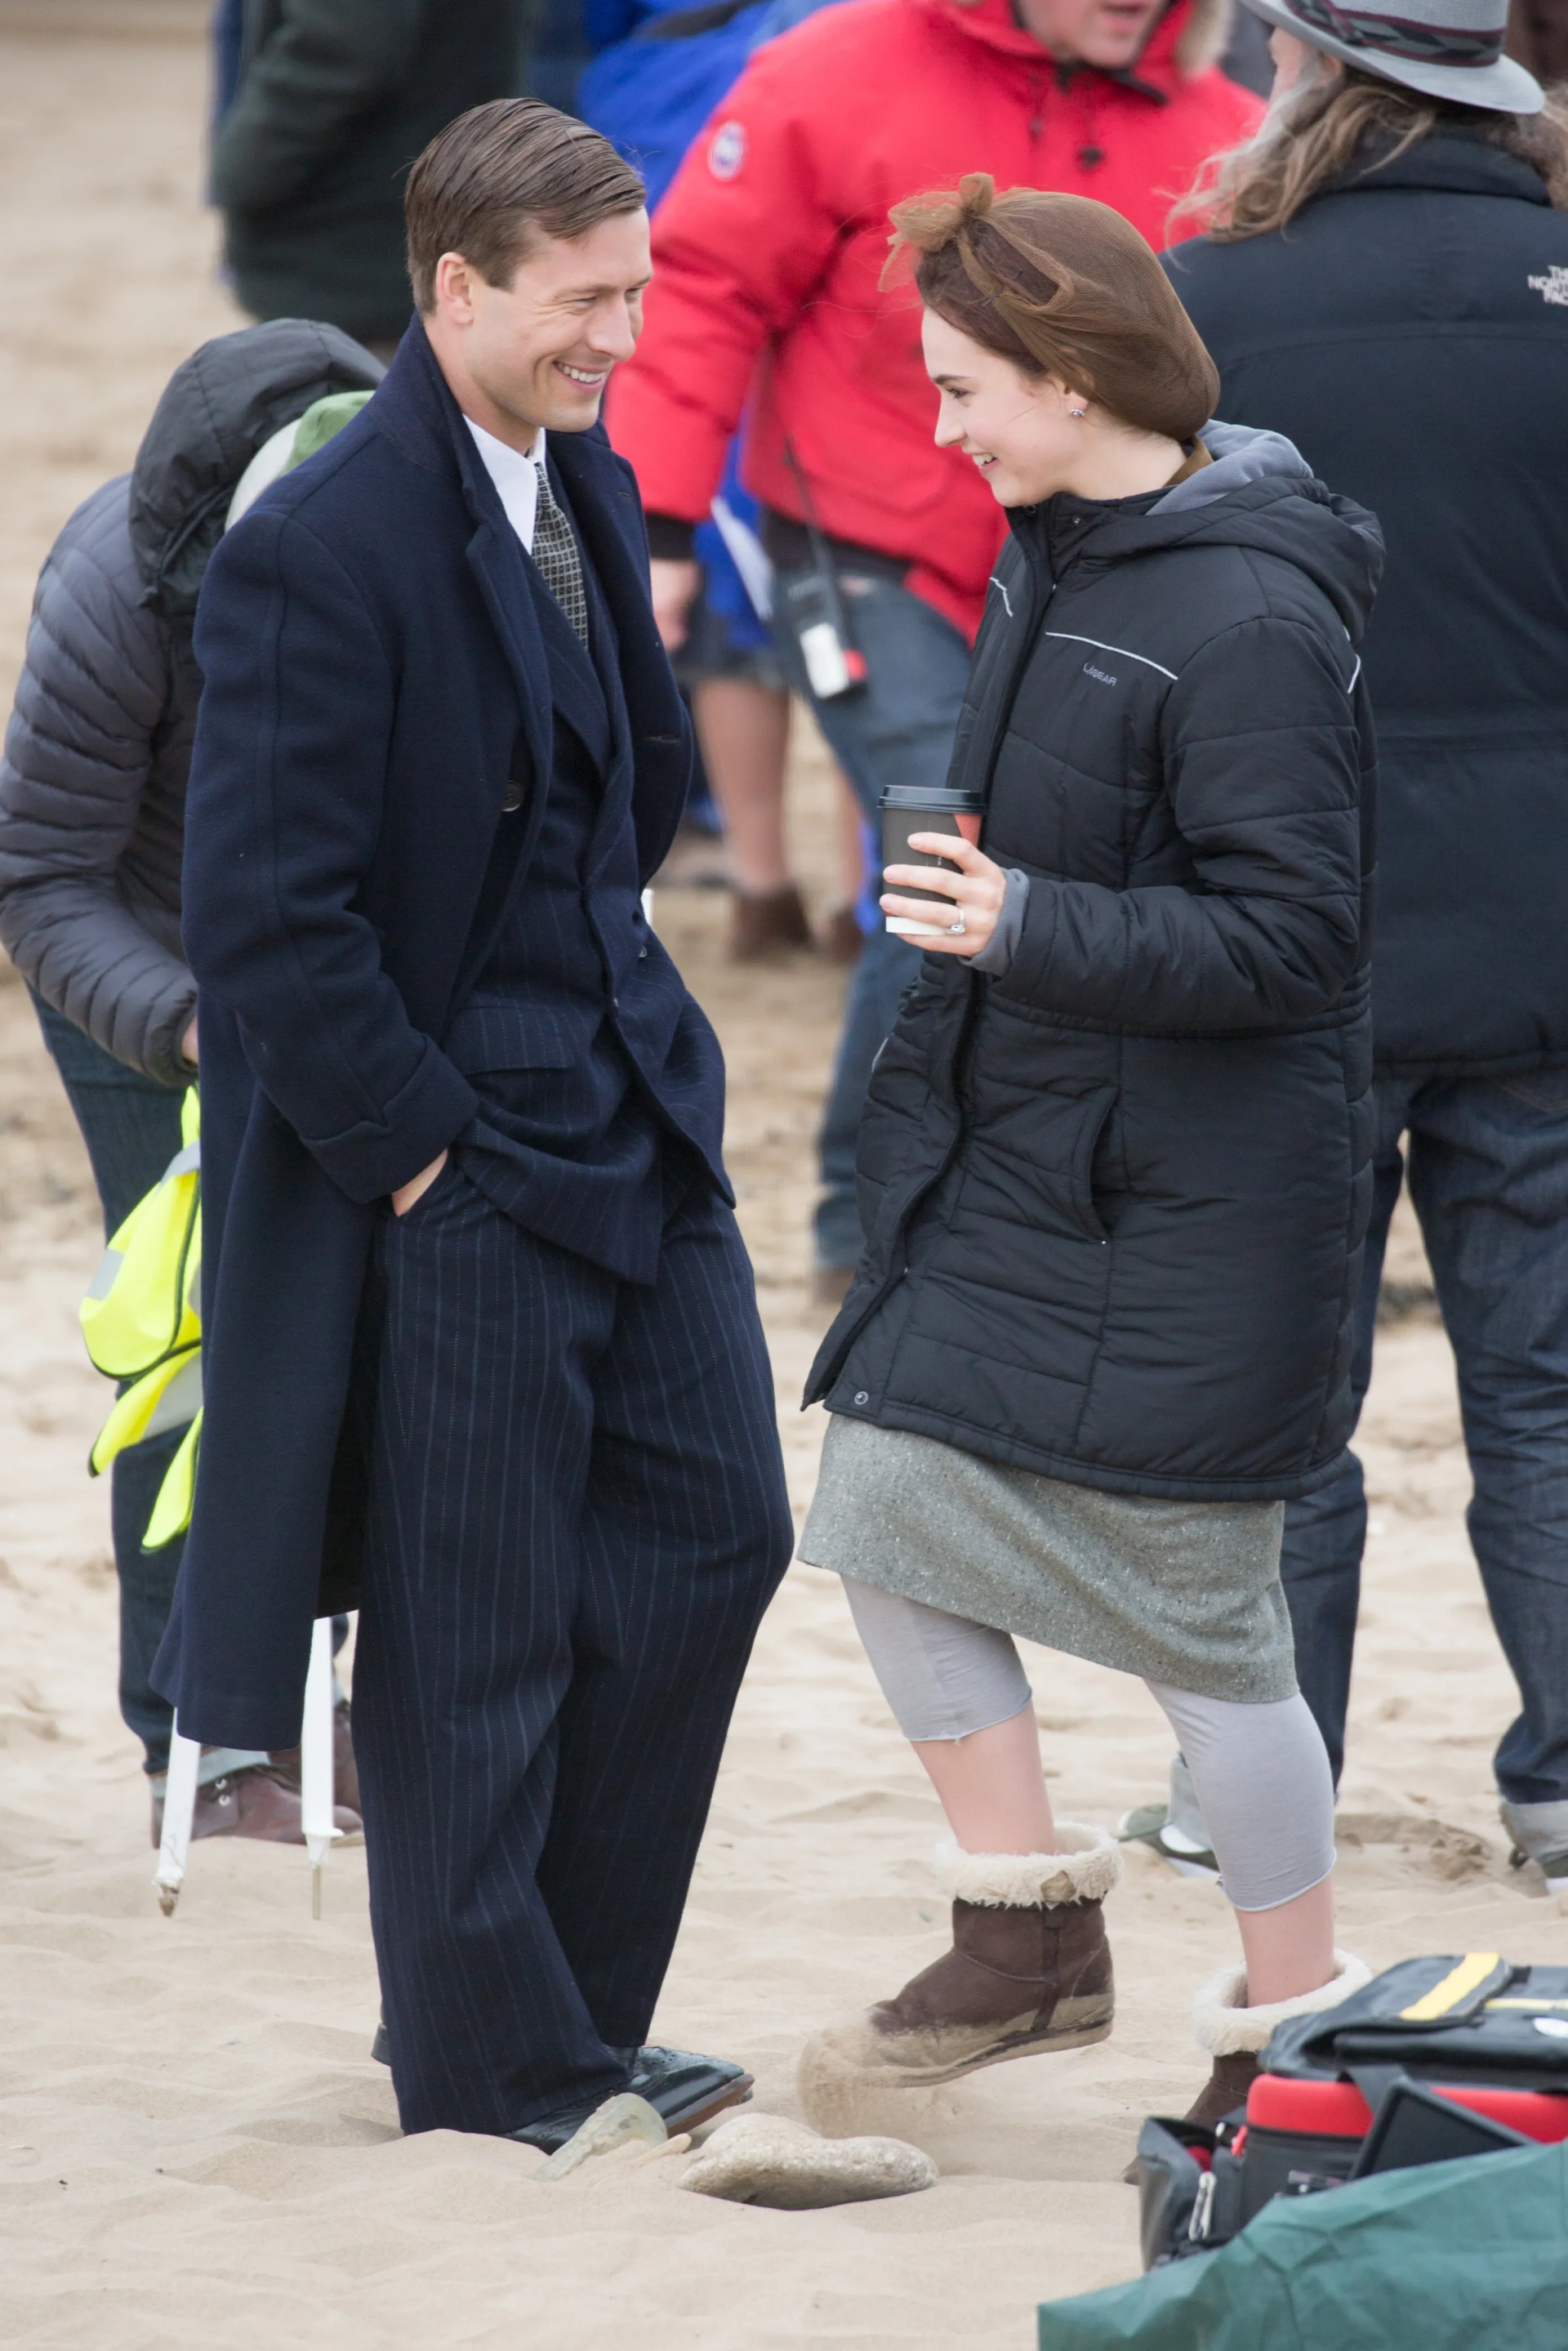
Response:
[853,1390,870,1406]
[638,947,648,959]
[502,779,523,811]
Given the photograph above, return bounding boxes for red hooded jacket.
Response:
[609,0,1261,638]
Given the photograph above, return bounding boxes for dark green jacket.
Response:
[214,0,531,341]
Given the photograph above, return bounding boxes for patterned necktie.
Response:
[531,466,590,648]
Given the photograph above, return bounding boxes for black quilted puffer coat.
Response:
[806,425,1383,1501]
[0,320,381,1083]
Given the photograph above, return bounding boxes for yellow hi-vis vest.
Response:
[80,1086,202,1548]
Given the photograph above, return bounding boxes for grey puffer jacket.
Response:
[0,319,382,1085]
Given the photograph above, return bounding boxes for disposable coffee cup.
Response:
[880,786,986,937]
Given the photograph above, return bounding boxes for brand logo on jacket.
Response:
[1526,266,1568,307]
[708,121,746,181]
[1084,662,1118,686]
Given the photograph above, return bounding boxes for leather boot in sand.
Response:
[801,1827,1120,2096]
[1182,1951,1371,2130]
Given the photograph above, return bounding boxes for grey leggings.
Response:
[842,1577,1334,1914]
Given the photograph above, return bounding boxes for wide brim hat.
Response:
[1241,0,1544,111]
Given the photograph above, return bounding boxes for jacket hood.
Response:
[922,0,1236,88]
[1088,419,1383,642]
[129,319,385,619]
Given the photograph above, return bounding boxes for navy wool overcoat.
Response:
[154,323,721,1752]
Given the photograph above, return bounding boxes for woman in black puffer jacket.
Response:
[796,179,1381,2140]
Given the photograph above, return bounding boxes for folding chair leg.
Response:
[154,1726,201,1916]
[301,1616,341,1917]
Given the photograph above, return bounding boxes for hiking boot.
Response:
[150,1760,360,1848]
[268,1698,362,1820]
[800,1827,1120,2098]
[730,882,812,961]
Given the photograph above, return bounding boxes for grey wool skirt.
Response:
[798,1414,1296,1702]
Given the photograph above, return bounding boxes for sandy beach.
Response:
[2,7,1566,2344]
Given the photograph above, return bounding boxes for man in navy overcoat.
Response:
[154,99,792,2145]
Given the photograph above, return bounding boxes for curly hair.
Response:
[885,175,1218,440]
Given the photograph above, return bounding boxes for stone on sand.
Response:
[679,2112,936,2210]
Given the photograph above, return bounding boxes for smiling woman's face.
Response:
[921,308,1086,507]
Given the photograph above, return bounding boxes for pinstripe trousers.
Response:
[348,1157,792,2137]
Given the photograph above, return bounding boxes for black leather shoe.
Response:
[615,2043,753,2130]
[371,2019,390,2066]
[508,2045,753,2154]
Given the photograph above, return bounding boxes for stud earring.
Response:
[1067,404,1087,420]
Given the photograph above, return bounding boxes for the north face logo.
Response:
[1526,265,1568,307]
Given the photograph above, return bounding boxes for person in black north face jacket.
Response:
[794,183,1379,2144]
[1143,8,1568,1896]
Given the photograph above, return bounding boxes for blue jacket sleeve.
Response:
[184,506,476,1202]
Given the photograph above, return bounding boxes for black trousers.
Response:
[33,994,187,1775]
[350,1158,792,2136]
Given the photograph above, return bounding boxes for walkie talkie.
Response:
[780,439,867,700]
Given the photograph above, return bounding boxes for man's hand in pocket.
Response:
[391,1149,448,1217]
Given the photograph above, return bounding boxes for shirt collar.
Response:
[464,414,546,479]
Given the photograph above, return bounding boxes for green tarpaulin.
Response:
[1039,2142,1568,2350]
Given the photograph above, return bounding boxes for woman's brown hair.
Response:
[1169,60,1568,243]
[885,176,1219,442]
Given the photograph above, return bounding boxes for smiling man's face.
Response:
[425,207,653,452]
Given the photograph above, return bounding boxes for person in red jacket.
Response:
[610,0,1261,1292]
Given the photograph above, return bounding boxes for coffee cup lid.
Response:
[880,786,986,811]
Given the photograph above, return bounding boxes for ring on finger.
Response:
[947,913,966,935]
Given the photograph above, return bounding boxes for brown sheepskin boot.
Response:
[1183,1951,1372,2130]
[801,1827,1120,2100]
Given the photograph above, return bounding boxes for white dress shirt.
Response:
[465,416,546,554]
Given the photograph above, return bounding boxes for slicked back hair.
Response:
[405,98,646,312]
